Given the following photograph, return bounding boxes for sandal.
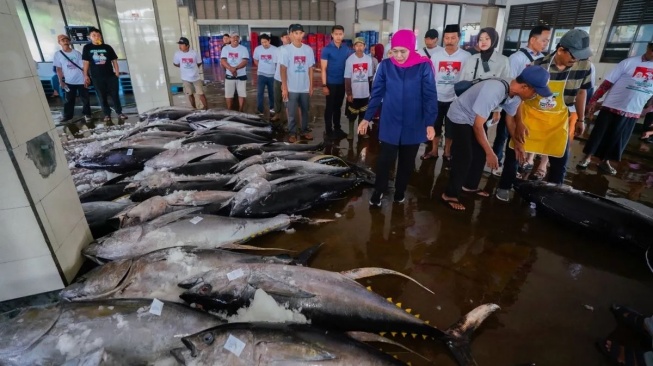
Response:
[519,163,533,173]
[441,194,465,211]
[598,161,617,175]
[596,338,646,366]
[300,133,313,140]
[610,304,650,336]
[461,188,490,197]
[530,170,545,181]
[287,135,297,143]
[420,151,439,160]
[577,159,591,169]
[103,116,111,122]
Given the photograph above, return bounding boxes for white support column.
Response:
[115,0,172,112]
[480,6,500,29]
[0,0,92,301]
[156,0,183,85]
[392,0,400,33]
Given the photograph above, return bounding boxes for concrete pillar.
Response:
[0,0,92,301]
[391,0,400,33]
[480,6,500,29]
[156,0,182,85]
[380,19,392,45]
[179,6,191,41]
[116,0,172,113]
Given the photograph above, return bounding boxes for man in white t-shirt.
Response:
[271,31,290,124]
[281,24,315,143]
[344,37,373,140]
[220,32,249,111]
[253,34,277,116]
[579,43,653,174]
[53,34,91,122]
[173,37,208,110]
[422,24,471,161]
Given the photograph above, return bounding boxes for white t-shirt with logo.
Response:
[430,47,472,102]
[344,53,374,99]
[221,44,249,77]
[602,56,653,115]
[53,49,84,85]
[173,49,201,82]
[253,45,278,77]
[281,43,315,93]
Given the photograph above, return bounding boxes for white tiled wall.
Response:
[157,0,182,85]
[116,0,172,113]
[0,0,91,300]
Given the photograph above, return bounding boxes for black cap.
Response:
[425,29,439,39]
[444,24,460,34]
[177,37,189,45]
[289,24,304,32]
[281,31,288,37]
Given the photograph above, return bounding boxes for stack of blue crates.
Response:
[355,31,379,55]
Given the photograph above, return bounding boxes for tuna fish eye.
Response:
[202,332,214,345]
[199,284,212,295]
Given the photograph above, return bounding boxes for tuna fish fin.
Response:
[188,153,220,164]
[293,242,324,266]
[220,243,292,251]
[346,332,431,362]
[443,303,501,365]
[103,170,138,186]
[249,273,316,298]
[289,216,334,225]
[339,267,435,295]
[145,207,201,229]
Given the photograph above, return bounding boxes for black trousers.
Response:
[63,84,91,119]
[583,109,637,161]
[93,75,122,116]
[374,142,420,196]
[445,119,486,198]
[324,83,346,133]
[433,101,451,137]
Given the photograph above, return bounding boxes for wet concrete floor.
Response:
[48,63,653,365]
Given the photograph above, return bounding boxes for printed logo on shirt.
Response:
[437,61,461,85]
[294,56,306,73]
[629,67,653,93]
[90,50,108,65]
[228,52,239,65]
[181,57,195,69]
[538,94,558,110]
[352,63,368,83]
[260,54,273,64]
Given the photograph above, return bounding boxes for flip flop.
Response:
[420,151,439,160]
[598,162,617,175]
[596,338,646,366]
[577,159,591,169]
[610,304,650,337]
[441,195,465,211]
[462,188,490,197]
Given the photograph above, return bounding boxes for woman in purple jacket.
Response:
[358,29,437,206]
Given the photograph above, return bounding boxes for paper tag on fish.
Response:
[227,268,244,281]
[189,216,203,225]
[149,298,164,316]
[126,148,134,156]
[223,334,246,357]
[244,188,256,195]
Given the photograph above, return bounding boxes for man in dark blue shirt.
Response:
[321,25,351,140]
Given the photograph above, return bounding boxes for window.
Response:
[430,4,445,46]
[13,0,41,61]
[25,0,66,62]
[61,0,98,28]
[414,2,431,49]
[94,0,127,59]
[503,0,597,57]
[398,1,415,31]
[601,0,653,62]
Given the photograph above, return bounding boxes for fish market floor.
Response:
[18,66,653,365]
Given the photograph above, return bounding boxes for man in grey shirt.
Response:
[442,66,553,211]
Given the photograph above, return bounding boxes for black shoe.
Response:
[369,191,383,207]
[335,129,348,139]
[393,192,405,203]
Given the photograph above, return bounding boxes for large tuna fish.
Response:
[144,142,236,170]
[513,181,653,251]
[230,151,318,173]
[61,245,321,302]
[82,210,307,262]
[82,201,132,238]
[139,106,195,121]
[0,299,222,366]
[124,121,194,137]
[179,264,498,366]
[189,120,272,136]
[169,159,236,176]
[78,183,130,203]
[76,147,167,173]
[230,175,361,217]
[228,161,351,190]
[182,131,272,146]
[129,173,233,202]
[183,110,267,125]
[230,142,324,160]
[172,323,409,366]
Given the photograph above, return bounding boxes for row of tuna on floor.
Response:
[1,107,498,366]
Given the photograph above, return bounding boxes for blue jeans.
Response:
[287,92,309,134]
[257,75,275,113]
[499,137,569,189]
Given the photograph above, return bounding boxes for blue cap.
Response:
[519,66,553,97]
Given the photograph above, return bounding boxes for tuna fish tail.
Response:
[444,303,501,366]
[348,162,376,185]
[293,242,324,266]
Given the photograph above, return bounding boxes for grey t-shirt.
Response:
[447,79,522,125]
